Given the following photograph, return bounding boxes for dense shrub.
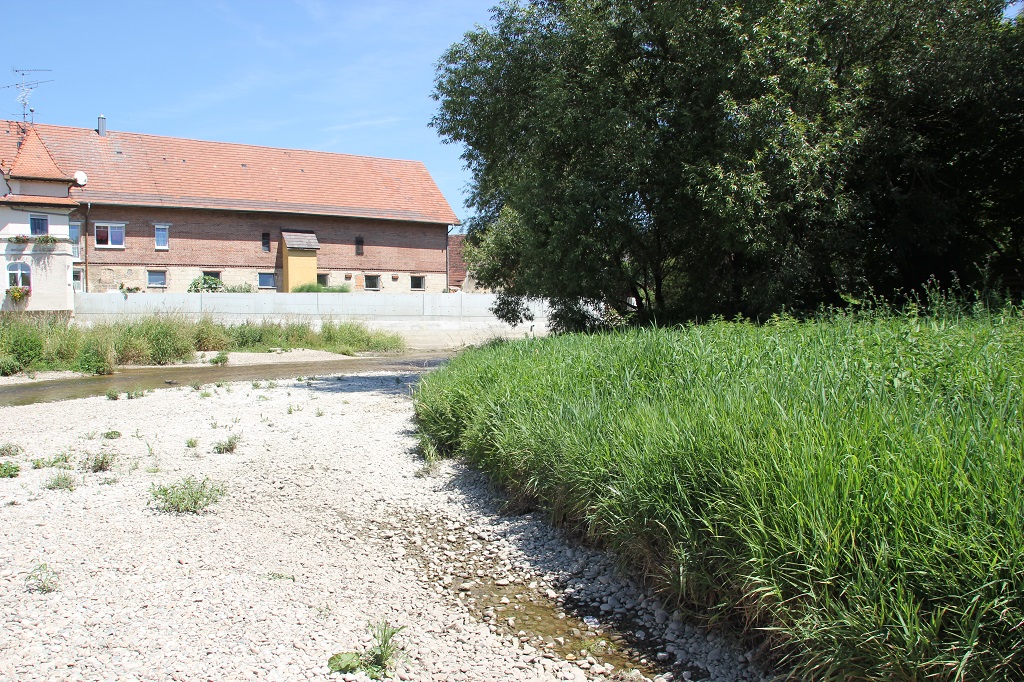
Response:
[414,309,1024,680]
[74,338,114,375]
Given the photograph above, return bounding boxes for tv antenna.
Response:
[1,69,53,123]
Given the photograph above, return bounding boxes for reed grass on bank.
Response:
[0,315,404,375]
[413,309,1024,680]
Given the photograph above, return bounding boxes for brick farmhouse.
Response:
[1,118,460,312]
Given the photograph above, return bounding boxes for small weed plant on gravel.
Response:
[85,451,116,473]
[25,563,59,593]
[212,434,240,454]
[105,389,119,400]
[328,620,406,679]
[185,437,198,449]
[414,303,1024,680]
[102,430,121,440]
[0,443,23,458]
[149,476,226,513]
[32,453,71,469]
[0,461,20,478]
[45,471,77,491]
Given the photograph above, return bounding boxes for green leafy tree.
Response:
[433,0,1023,326]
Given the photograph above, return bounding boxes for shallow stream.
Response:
[0,352,448,407]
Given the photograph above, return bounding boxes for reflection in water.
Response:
[0,353,449,407]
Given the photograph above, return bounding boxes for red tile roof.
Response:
[4,127,73,181]
[0,121,459,225]
[0,194,79,207]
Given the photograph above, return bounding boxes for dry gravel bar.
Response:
[0,372,768,682]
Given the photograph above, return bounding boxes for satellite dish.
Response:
[73,170,88,187]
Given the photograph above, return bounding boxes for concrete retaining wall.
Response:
[73,292,547,328]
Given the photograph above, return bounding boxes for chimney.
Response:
[97,114,106,137]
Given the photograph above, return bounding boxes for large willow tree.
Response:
[433,0,1023,327]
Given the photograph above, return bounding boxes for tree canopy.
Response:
[433,0,1024,327]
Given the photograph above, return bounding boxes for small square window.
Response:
[317,273,329,286]
[202,271,221,280]
[410,275,425,290]
[147,270,167,288]
[30,215,48,236]
[262,232,271,252]
[364,274,380,290]
[154,225,169,250]
[258,272,276,289]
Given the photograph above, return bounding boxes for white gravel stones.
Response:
[0,372,770,682]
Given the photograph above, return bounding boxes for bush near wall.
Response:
[413,310,1024,680]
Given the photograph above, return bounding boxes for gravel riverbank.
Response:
[0,372,769,682]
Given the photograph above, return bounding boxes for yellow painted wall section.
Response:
[282,249,318,291]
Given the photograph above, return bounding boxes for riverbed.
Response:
[0,371,767,682]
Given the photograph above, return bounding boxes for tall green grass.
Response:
[414,309,1024,680]
[0,315,404,375]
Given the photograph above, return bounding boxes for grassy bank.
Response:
[0,315,404,375]
[413,311,1024,680]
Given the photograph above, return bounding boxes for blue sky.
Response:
[2,1,496,224]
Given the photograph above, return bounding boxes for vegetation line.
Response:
[413,307,1024,680]
[0,315,404,376]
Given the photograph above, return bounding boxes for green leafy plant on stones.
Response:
[149,476,226,513]
[85,451,116,473]
[105,389,120,400]
[0,461,20,478]
[32,453,71,469]
[328,620,406,679]
[0,443,24,458]
[26,563,59,593]
[185,437,198,449]
[45,471,77,491]
[209,351,228,366]
[102,430,121,440]
[213,434,240,454]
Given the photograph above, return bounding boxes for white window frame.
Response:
[364,274,381,291]
[410,275,425,291]
[29,215,49,236]
[69,222,82,261]
[94,222,126,249]
[147,270,167,288]
[257,272,276,289]
[7,262,31,288]
[154,224,170,251]
[72,268,84,292]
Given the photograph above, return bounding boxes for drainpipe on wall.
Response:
[82,202,90,292]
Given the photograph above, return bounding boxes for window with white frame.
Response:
[154,224,169,250]
[69,222,82,260]
[147,270,167,288]
[72,269,84,292]
[30,215,48,236]
[410,275,425,290]
[364,274,380,290]
[258,272,276,289]
[7,262,31,288]
[95,222,126,248]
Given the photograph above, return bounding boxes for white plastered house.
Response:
[0,126,79,312]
